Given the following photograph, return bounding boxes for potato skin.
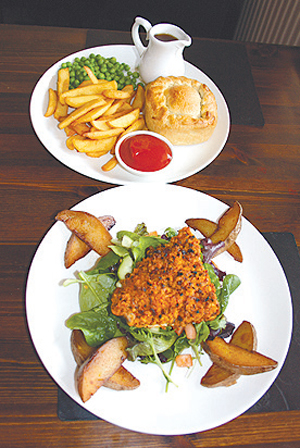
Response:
[201,321,257,388]
[185,201,243,262]
[76,336,128,402]
[104,366,140,391]
[71,330,97,366]
[202,336,278,375]
[55,210,112,258]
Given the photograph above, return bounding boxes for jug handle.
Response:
[131,17,152,57]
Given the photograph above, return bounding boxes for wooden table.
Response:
[1,24,300,448]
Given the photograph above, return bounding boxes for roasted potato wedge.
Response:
[55,210,112,257]
[64,233,91,268]
[210,201,242,246]
[201,321,257,387]
[71,330,140,392]
[186,201,243,259]
[202,336,278,375]
[185,218,243,262]
[64,214,116,268]
[71,329,97,365]
[76,336,128,402]
[104,366,140,391]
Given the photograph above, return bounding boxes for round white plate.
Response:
[29,45,230,184]
[25,185,292,435]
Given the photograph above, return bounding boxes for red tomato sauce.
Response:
[119,134,172,172]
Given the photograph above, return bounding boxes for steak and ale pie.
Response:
[144,76,218,145]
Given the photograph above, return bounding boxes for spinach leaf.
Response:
[66,307,119,347]
[78,272,116,312]
[218,274,241,314]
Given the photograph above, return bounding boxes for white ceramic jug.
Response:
[131,17,192,84]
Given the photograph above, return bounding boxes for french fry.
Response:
[89,121,111,131]
[69,122,90,136]
[65,95,105,108]
[101,156,118,171]
[60,80,117,103]
[83,65,99,84]
[132,84,145,110]
[122,84,135,102]
[64,125,76,137]
[44,88,58,117]
[75,100,113,124]
[57,68,70,99]
[83,128,124,140]
[66,135,76,150]
[54,100,68,121]
[58,97,107,129]
[108,108,140,128]
[102,99,125,116]
[73,136,117,155]
[103,89,131,100]
[119,116,145,138]
[118,101,133,112]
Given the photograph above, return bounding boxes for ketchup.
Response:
[119,134,172,172]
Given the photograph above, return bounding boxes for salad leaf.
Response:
[78,271,116,312]
[66,307,119,346]
[125,327,177,360]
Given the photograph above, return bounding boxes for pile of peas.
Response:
[60,53,141,90]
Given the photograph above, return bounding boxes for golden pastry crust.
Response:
[144,76,218,145]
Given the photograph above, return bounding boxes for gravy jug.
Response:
[131,17,192,84]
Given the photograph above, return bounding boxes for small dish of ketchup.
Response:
[115,130,173,177]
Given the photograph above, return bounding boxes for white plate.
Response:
[25,185,292,435]
[29,45,230,184]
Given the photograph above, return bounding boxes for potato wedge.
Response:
[104,365,140,391]
[210,201,243,247]
[64,232,91,268]
[201,321,257,387]
[71,330,139,391]
[231,321,257,350]
[202,336,278,375]
[76,336,128,402]
[44,88,58,117]
[71,329,97,366]
[55,210,112,257]
[185,218,243,262]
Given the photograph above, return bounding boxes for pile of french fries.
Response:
[45,65,146,171]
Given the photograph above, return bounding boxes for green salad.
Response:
[64,223,240,390]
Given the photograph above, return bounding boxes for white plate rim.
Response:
[29,45,230,185]
[25,184,293,435]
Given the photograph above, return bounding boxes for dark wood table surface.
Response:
[1,24,300,448]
